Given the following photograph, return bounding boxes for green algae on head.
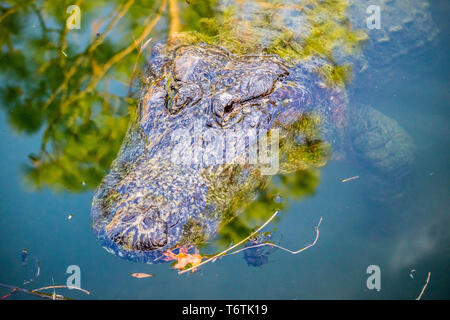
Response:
[180,0,368,55]
[174,0,367,88]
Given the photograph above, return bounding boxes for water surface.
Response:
[0,0,449,299]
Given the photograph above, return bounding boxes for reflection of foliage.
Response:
[1,0,359,191]
[217,114,328,247]
[181,6,263,54]
[217,169,321,248]
[279,114,331,173]
[0,0,165,191]
[181,0,219,33]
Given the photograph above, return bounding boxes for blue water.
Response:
[0,1,449,299]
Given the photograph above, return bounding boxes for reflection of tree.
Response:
[217,169,321,248]
[216,114,329,248]
[1,0,167,191]
[0,0,362,191]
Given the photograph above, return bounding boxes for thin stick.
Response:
[0,283,68,300]
[32,285,90,295]
[416,272,431,300]
[0,288,18,300]
[228,216,323,256]
[178,210,279,274]
[341,176,359,183]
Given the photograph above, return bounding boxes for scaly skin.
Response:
[91,42,414,263]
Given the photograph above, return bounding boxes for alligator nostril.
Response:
[152,237,167,247]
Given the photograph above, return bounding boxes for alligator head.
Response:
[91,43,335,263]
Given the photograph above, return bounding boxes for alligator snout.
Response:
[106,211,168,251]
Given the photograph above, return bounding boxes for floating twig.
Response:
[416,272,431,300]
[32,285,90,295]
[0,288,18,300]
[341,176,359,183]
[178,211,280,274]
[0,283,69,300]
[228,217,323,256]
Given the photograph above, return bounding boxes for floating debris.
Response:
[68,214,73,220]
[242,233,279,267]
[179,212,323,275]
[32,284,90,296]
[409,269,416,279]
[21,249,40,285]
[179,211,279,274]
[131,273,154,279]
[0,283,68,300]
[230,217,323,256]
[0,287,18,300]
[0,277,89,300]
[36,261,40,278]
[341,175,359,183]
[163,247,203,272]
[61,50,67,57]
[416,272,431,300]
[21,249,28,265]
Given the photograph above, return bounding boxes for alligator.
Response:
[91,0,437,263]
[91,42,414,263]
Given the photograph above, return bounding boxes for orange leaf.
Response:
[162,247,203,272]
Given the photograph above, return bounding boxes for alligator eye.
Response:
[224,102,234,114]
[210,92,245,127]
